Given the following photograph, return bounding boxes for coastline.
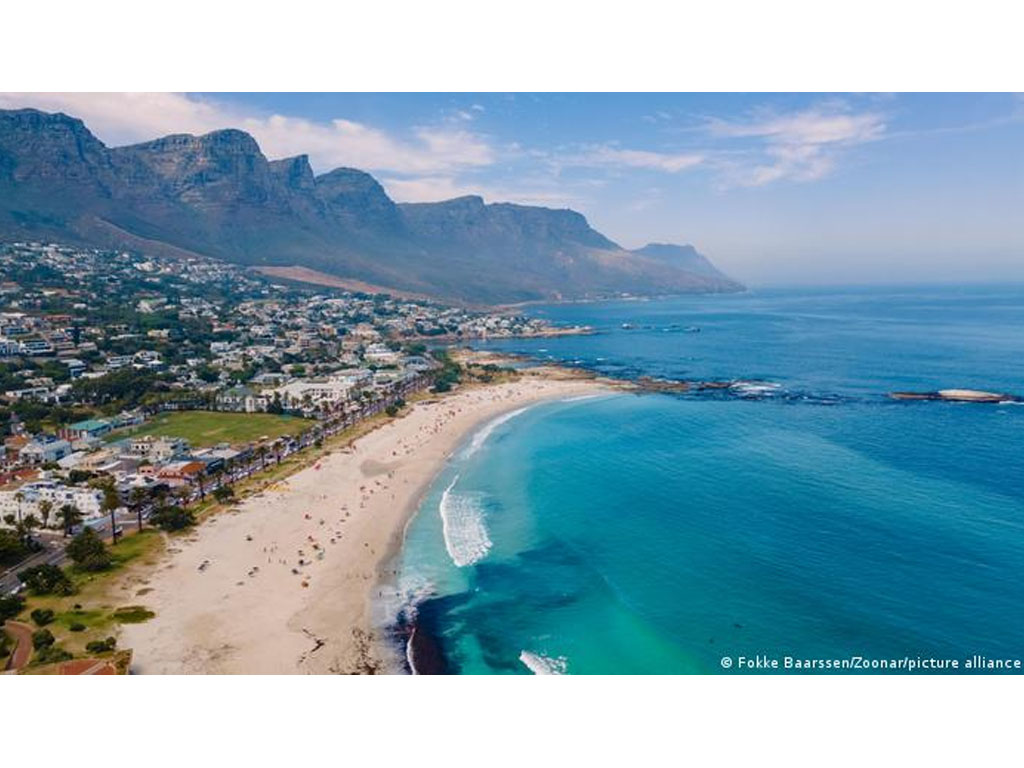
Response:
[119,360,612,674]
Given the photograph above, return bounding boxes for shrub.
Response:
[66,528,112,571]
[111,605,155,623]
[34,645,72,665]
[86,637,116,654]
[18,564,74,596]
[0,594,24,622]
[212,486,234,503]
[30,608,55,626]
[31,628,55,650]
[69,622,87,632]
[149,506,195,532]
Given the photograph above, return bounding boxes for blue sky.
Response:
[2,92,1021,285]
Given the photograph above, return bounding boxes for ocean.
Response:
[388,285,1024,674]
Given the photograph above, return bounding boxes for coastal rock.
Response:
[889,388,1019,403]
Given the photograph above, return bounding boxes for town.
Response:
[0,239,575,663]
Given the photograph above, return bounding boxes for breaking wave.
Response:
[519,650,568,675]
[462,407,529,459]
[440,475,492,567]
[561,393,605,403]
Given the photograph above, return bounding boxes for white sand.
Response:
[120,371,608,674]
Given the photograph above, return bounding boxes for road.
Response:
[0,535,67,595]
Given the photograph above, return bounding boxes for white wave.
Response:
[730,381,783,397]
[439,476,492,567]
[406,628,419,675]
[462,406,528,459]
[561,393,604,403]
[377,574,434,627]
[519,650,568,675]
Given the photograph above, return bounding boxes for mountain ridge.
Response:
[0,108,744,304]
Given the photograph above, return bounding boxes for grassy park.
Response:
[108,411,311,448]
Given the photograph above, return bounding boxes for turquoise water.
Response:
[392,285,1024,674]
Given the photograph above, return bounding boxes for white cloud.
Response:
[707,106,886,187]
[710,109,885,145]
[0,92,496,175]
[567,144,704,173]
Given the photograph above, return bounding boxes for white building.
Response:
[0,481,104,525]
[20,438,73,464]
[363,343,402,366]
[124,436,189,462]
[271,375,357,412]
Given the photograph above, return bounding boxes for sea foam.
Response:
[519,650,568,675]
[440,476,492,567]
[462,406,528,459]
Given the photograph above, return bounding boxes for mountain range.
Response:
[0,108,743,304]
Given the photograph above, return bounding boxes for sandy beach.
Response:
[120,368,609,674]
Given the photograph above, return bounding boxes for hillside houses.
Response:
[0,238,558,539]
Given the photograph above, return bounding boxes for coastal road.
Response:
[0,538,67,595]
[0,510,140,594]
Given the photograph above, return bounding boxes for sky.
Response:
[1,92,1021,286]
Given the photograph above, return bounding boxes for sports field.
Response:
[110,411,311,448]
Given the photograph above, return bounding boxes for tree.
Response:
[209,467,225,495]
[57,504,83,538]
[149,505,195,532]
[86,636,116,654]
[0,528,28,566]
[129,487,148,532]
[96,480,121,545]
[20,514,40,546]
[34,644,72,664]
[66,528,112,571]
[0,594,24,622]
[212,485,234,503]
[30,608,55,626]
[4,513,40,549]
[18,564,73,595]
[13,491,24,524]
[31,628,55,650]
[37,499,53,529]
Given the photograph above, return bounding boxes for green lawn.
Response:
[108,411,311,448]
[17,529,166,658]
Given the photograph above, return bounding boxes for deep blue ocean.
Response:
[390,285,1024,674]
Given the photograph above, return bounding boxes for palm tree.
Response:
[38,499,53,530]
[100,484,120,545]
[174,486,191,510]
[129,487,148,532]
[58,504,82,537]
[14,491,24,524]
[19,514,39,547]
